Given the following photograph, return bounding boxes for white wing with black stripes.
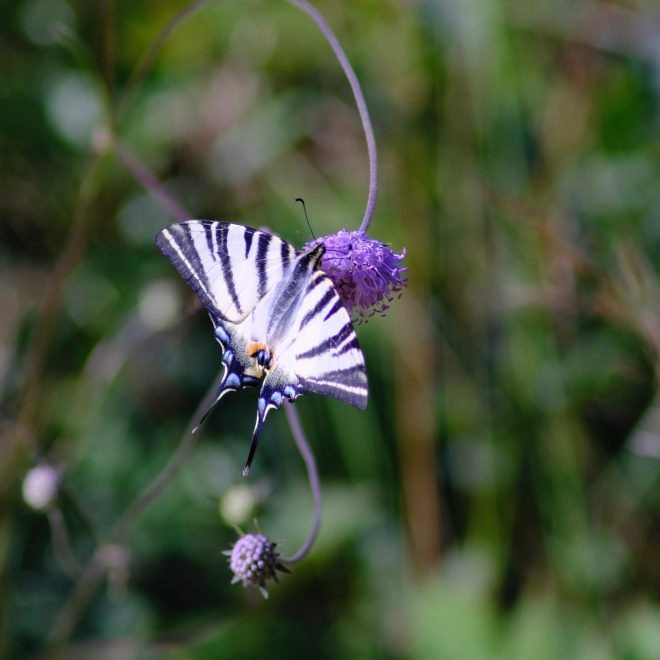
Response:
[156,221,297,324]
[155,220,368,475]
[272,269,367,409]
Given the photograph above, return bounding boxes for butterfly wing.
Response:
[240,265,367,475]
[276,269,368,408]
[251,267,368,428]
[156,220,297,324]
[156,220,297,403]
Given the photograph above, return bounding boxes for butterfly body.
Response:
[156,220,367,474]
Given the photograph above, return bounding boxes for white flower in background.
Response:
[220,484,258,525]
[138,279,180,330]
[22,464,60,511]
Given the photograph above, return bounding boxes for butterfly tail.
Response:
[192,382,235,434]
[192,355,252,433]
[242,380,292,476]
[243,407,266,477]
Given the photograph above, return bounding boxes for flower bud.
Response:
[225,533,289,598]
[22,465,60,511]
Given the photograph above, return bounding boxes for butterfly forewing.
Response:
[156,220,296,323]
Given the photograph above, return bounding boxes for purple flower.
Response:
[224,533,289,598]
[305,230,407,322]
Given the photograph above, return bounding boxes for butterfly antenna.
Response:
[295,197,317,243]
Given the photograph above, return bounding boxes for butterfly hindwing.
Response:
[273,270,368,410]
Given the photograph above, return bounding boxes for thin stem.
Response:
[112,373,221,543]
[99,0,115,97]
[42,375,221,653]
[59,483,102,544]
[43,552,107,655]
[114,140,189,219]
[47,507,81,578]
[114,0,213,119]
[40,5,359,648]
[286,0,378,234]
[280,403,322,563]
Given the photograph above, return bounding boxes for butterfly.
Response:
[156,220,368,475]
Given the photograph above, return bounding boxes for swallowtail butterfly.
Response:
[156,221,368,474]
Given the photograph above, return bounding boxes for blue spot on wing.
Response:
[284,385,297,399]
[214,322,230,347]
[259,379,301,409]
[210,316,265,392]
[225,373,241,389]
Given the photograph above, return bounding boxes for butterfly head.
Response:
[306,241,326,265]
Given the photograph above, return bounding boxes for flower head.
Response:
[225,533,289,598]
[22,464,60,511]
[305,230,407,322]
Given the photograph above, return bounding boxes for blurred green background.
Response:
[2,0,660,657]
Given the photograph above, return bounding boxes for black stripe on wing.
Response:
[203,222,217,261]
[299,287,335,329]
[256,232,271,299]
[217,223,242,315]
[243,226,255,258]
[280,240,291,271]
[295,322,355,360]
[310,365,367,381]
[323,298,344,322]
[298,366,368,410]
[156,224,223,318]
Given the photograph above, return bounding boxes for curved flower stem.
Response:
[286,0,378,234]
[115,139,189,218]
[280,403,322,564]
